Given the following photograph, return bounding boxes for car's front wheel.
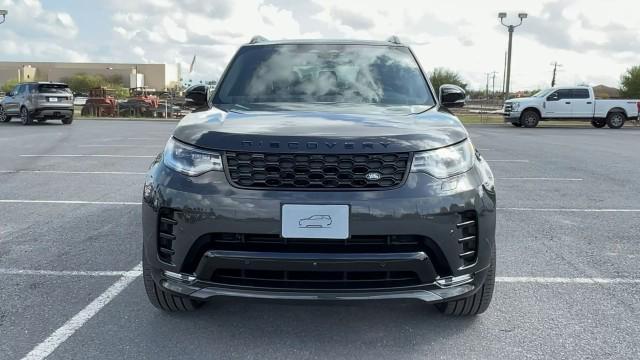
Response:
[143,251,202,312]
[0,106,11,122]
[62,116,73,125]
[520,110,540,128]
[435,245,495,316]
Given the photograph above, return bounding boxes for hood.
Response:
[506,97,534,103]
[172,104,468,154]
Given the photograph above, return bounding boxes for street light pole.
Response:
[498,12,527,100]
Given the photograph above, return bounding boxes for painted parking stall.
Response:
[0,121,639,359]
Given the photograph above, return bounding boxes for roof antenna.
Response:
[249,35,269,44]
[386,35,402,44]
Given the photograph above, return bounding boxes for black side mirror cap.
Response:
[439,84,466,108]
[184,89,208,108]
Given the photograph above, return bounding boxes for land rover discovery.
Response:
[142,37,496,316]
[0,82,74,125]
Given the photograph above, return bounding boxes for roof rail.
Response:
[386,35,402,44]
[249,35,269,44]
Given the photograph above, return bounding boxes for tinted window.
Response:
[38,84,71,94]
[571,89,590,99]
[557,89,571,100]
[214,44,433,106]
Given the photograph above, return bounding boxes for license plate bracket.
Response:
[281,204,349,239]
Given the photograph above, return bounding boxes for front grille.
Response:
[181,233,452,278]
[504,103,513,112]
[225,151,410,190]
[210,233,423,253]
[211,268,420,289]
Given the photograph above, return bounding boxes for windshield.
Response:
[213,44,434,107]
[532,88,553,97]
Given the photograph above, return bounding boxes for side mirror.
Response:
[439,84,466,108]
[546,93,559,101]
[184,88,208,108]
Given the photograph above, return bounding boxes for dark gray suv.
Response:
[142,38,496,316]
[0,82,74,125]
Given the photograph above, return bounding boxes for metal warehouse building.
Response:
[0,61,181,90]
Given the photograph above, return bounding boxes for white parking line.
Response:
[497,277,640,284]
[499,207,640,212]
[20,263,142,360]
[1,268,638,285]
[0,200,140,205]
[0,269,139,276]
[486,159,530,163]
[20,154,155,158]
[78,145,161,148]
[0,170,145,175]
[497,177,583,181]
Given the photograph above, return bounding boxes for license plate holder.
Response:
[49,97,58,102]
[281,204,349,239]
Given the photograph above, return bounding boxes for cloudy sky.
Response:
[1,0,639,90]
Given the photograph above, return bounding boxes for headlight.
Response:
[163,137,223,176]
[511,102,520,110]
[410,140,474,179]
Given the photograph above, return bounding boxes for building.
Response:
[0,61,181,90]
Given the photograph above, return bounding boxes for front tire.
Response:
[606,112,625,129]
[0,106,10,122]
[520,110,540,128]
[143,252,202,312]
[62,116,73,125]
[20,107,34,125]
[436,245,496,316]
[591,119,606,128]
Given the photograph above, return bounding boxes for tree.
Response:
[1,78,19,93]
[620,65,640,98]
[429,68,468,92]
[61,73,128,99]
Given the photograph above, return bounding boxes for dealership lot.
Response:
[1,120,639,360]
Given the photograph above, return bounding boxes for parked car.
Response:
[503,86,640,128]
[0,82,74,125]
[142,37,496,316]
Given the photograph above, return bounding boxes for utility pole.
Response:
[550,61,563,87]
[491,71,498,98]
[502,51,507,95]
[485,73,491,99]
[499,12,528,100]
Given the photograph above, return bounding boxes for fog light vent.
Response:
[158,208,178,264]
[457,211,478,269]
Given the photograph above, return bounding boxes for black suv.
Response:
[0,82,74,125]
[142,37,496,316]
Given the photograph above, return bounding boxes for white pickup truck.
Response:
[503,86,640,128]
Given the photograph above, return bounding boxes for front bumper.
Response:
[142,155,496,303]
[503,110,521,121]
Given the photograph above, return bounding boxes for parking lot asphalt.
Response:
[1,120,639,360]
